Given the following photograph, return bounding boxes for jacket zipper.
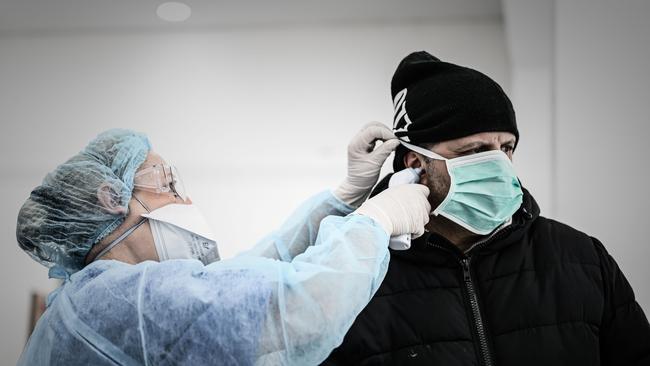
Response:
[427,215,529,366]
[423,206,533,365]
[461,257,493,366]
[429,239,496,366]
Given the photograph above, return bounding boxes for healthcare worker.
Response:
[16,123,430,366]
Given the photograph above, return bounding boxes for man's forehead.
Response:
[445,132,516,147]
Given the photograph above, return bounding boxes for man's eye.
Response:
[459,148,479,156]
[502,146,514,153]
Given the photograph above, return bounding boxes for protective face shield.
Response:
[134,164,187,201]
[92,195,219,264]
[400,141,523,235]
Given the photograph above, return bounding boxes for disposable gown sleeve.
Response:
[240,190,355,261]
[16,213,389,366]
[252,213,390,365]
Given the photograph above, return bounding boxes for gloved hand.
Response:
[334,122,400,207]
[354,184,431,238]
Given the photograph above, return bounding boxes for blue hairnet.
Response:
[16,129,151,278]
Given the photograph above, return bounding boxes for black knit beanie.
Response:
[391,51,518,171]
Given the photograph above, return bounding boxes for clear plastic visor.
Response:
[133,164,187,200]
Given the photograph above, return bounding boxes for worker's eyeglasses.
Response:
[133,164,187,201]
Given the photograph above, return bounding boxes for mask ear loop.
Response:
[399,140,448,161]
[90,194,151,262]
[132,193,151,213]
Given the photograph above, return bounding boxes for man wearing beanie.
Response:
[322,51,650,365]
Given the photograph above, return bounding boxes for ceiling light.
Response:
[157,2,192,22]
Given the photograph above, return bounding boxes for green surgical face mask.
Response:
[401,141,524,235]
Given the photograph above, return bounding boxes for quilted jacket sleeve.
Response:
[592,237,650,366]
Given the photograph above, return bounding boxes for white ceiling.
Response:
[0,0,502,34]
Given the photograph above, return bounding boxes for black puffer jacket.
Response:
[323,176,650,366]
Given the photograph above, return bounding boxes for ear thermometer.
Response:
[387,167,422,250]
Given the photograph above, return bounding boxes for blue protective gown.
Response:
[18,191,390,365]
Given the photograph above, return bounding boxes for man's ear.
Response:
[403,151,423,169]
[97,183,128,215]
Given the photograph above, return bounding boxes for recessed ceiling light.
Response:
[157,2,192,22]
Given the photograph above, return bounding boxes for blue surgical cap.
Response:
[16,129,151,278]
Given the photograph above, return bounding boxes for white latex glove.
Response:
[334,122,401,207]
[354,184,431,238]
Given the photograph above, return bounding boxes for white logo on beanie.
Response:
[393,88,412,142]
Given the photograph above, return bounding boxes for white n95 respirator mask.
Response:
[142,204,220,264]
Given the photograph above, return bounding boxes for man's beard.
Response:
[422,158,450,211]
[421,159,477,240]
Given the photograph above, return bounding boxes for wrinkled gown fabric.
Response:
[19,191,390,366]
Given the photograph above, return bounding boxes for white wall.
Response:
[555,0,650,310]
[0,21,509,363]
[503,0,650,315]
[502,0,555,216]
